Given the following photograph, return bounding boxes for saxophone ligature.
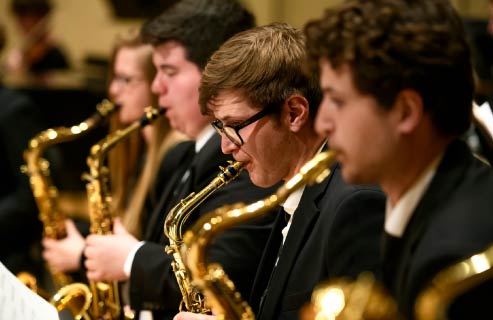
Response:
[415,243,493,320]
[20,99,118,291]
[164,161,245,313]
[53,106,164,320]
[181,151,336,320]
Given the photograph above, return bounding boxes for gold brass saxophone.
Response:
[20,99,117,291]
[302,272,402,320]
[415,243,493,320]
[164,161,245,313]
[181,150,336,320]
[16,271,51,300]
[303,240,493,320]
[52,106,164,320]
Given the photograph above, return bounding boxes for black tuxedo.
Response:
[383,140,493,319]
[0,86,51,276]
[129,133,279,319]
[250,163,386,320]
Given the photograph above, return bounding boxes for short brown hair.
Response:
[200,22,321,117]
[305,0,474,136]
[140,0,255,70]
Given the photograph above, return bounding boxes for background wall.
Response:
[0,0,490,69]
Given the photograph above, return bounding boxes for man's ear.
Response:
[285,94,310,132]
[393,89,423,134]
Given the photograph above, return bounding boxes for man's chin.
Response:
[341,167,358,184]
[251,175,281,189]
[248,171,269,188]
[341,168,370,185]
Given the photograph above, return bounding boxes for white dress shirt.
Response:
[385,155,442,237]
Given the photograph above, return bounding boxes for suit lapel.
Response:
[190,133,232,190]
[249,207,287,313]
[392,140,472,297]
[144,142,195,241]
[257,172,332,320]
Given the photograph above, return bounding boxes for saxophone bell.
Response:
[51,283,93,320]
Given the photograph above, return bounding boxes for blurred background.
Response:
[0,0,490,71]
[0,0,491,190]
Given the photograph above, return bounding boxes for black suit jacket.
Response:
[384,140,493,319]
[251,163,386,320]
[0,86,50,275]
[129,133,279,319]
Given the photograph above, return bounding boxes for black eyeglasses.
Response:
[211,107,271,146]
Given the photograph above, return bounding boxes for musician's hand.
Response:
[84,218,138,281]
[173,312,217,320]
[42,219,85,273]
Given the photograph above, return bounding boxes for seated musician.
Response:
[81,1,281,319]
[175,22,385,320]
[305,0,493,318]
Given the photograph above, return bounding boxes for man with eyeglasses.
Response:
[175,22,386,320]
[82,1,281,319]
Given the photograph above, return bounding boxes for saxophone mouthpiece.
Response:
[96,99,120,116]
[140,106,165,126]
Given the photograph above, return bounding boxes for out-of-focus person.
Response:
[0,22,53,279]
[41,29,183,278]
[5,0,70,74]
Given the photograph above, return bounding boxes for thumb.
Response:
[65,219,80,236]
[113,218,128,235]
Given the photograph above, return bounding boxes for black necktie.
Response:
[172,144,197,201]
[381,232,402,288]
[147,142,195,242]
[258,206,290,313]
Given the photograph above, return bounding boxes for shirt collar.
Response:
[282,186,305,216]
[281,140,327,216]
[195,126,215,153]
[385,153,443,237]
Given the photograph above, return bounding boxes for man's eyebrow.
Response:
[215,114,233,122]
[320,85,336,93]
[158,64,177,70]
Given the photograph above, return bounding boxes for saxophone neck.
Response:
[164,161,245,243]
[28,99,117,155]
[86,106,164,178]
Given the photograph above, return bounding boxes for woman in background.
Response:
[41,29,183,279]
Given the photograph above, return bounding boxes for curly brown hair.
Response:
[304,0,474,136]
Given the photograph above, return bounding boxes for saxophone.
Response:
[21,99,118,290]
[307,243,493,320]
[302,273,402,320]
[164,161,245,313]
[182,151,337,320]
[415,243,493,320]
[52,106,164,320]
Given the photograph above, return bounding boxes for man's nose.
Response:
[151,75,166,96]
[220,134,238,155]
[315,102,335,138]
